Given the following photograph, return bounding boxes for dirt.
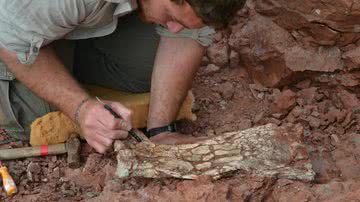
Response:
[1,66,360,201]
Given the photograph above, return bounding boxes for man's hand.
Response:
[150,132,204,145]
[78,99,133,153]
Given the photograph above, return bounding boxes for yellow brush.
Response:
[0,161,17,197]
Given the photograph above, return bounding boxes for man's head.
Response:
[138,0,246,33]
[172,0,247,28]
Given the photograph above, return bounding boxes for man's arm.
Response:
[147,36,205,144]
[0,46,132,153]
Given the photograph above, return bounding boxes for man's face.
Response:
[138,0,205,33]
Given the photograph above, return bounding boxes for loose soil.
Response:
[1,65,360,201]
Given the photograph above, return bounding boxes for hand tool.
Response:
[0,137,81,168]
[96,97,143,142]
[0,160,17,197]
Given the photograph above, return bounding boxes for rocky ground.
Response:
[1,62,360,201]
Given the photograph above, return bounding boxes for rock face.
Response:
[115,124,315,181]
[218,0,360,87]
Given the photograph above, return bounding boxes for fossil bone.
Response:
[115,124,315,181]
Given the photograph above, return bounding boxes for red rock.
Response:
[270,180,315,202]
[343,46,360,70]
[337,89,360,109]
[308,116,321,129]
[216,82,235,100]
[207,42,229,68]
[295,79,312,89]
[323,107,346,124]
[229,50,240,68]
[312,180,360,201]
[271,89,297,113]
[335,73,360,87]
[226,0,360,87]
[310,150,340,183]
[284,46,343,72]
[297,87,318,105]
[204,64,221,75]
[332,133,360,181]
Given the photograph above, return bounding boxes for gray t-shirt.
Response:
[0,0,137,65]
[0,0,215,80]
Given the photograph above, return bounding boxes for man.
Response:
[0,0,245,153]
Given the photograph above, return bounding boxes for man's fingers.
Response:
[90,132,113,147]
[80,100,132,154]
[96,102,132,131]
[110,102,133,130]
[107,130,128,139]
[87,138,108,154]
[97,128,129,140]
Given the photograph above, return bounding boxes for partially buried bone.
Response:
[115,124,315,181]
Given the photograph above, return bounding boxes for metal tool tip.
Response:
[95,96,105,105]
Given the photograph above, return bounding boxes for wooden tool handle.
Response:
[0,144,66,160]
[0,166,17,196]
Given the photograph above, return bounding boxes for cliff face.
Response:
[209,0,360,87]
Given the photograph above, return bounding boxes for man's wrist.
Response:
[146,122,178,138]
[74,97,92,125]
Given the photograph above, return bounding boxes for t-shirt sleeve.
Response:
[0,0,87,65]
[156,25,216,47]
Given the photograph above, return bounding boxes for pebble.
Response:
[204,64,221,75]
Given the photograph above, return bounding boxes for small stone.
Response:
[311,111,320,117]
[51,156,57,162]
[297,87,318,105]
[52,167,61,179]
[272,113,285,119]
[230,50,240,68]
[266,118,282,126]
[201,56,210,66]
[308,116,321,128]
[337,89,360,109]
[217,82,235,100]
[27,162,41,182]
[253,111,265,124]
[341,112,353,127]
[290,106,303,118]
[205,129,216,137]
[204,64,221,75]
[257,92,265,99]
[238,119,253,130]
[330,134,340,144]
[271,89,297,113]
[295,79,311,89]
[207,42,229,67]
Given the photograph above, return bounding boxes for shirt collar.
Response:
[105,0,138,16]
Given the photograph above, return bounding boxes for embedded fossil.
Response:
[115,124,315,181]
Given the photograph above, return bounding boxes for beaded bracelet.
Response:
[74,97,92,125]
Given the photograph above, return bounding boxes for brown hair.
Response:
[171,0,247,27]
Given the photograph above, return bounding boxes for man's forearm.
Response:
[0,46,89,120]
[147,37,205,128]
